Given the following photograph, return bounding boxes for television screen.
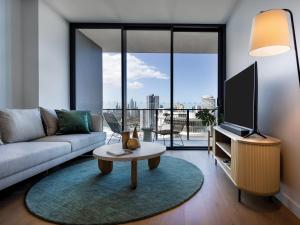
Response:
[224,64,256,129]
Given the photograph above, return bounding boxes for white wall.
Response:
[227,0,300,218]
[0,0,23,108]
[39,0,70,109]
[0,0,70,109]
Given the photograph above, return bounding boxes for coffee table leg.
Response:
[98,160,113,175]
[131,160,137,189]
[148,156,160,170]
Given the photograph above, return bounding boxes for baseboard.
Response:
[276,191,300,219]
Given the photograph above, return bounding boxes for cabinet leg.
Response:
[238,189,241,202]
[215,158,217,166]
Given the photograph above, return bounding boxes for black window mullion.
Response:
[170,27,174,148]
[121,27,127,130]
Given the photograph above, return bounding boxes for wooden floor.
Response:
[0,151,300,225]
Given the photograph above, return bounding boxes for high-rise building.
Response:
[128,98,138,117]
[129,98,135,109]
[141,94,159,128]
[201,95,216,109]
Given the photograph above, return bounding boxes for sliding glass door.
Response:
[126,30,171,147]
[71,24,225,149]
[172,30,218,147]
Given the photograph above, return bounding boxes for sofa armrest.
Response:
[91,114,103,132]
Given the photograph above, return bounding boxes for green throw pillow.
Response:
[55,110,90,134]
[62,110,93,132]
[78,111,93,132]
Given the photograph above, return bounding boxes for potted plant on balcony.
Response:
[195,108,217,134]
[195,108,218,151]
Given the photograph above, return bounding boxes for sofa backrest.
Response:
[0,109,45,143]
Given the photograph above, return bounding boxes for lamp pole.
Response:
[283,9,300,85]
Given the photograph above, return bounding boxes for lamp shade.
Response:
[249,9,291,57]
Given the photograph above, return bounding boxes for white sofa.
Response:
[0,109,106,190]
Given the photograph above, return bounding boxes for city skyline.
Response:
[116,94,216,110]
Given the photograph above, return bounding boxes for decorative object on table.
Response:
[126,138,140,150]
[132,126,138,138]
[121,131,130,149]
[249,9,300,85]
[106,148,132,156]
[25,156,204,225]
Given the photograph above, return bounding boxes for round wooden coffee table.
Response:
[93,142,166,189]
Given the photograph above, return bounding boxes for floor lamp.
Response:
[249,9,300,85]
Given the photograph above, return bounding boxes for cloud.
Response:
[103,53,122,87]
[126,54,168,80]
[103,53,168,89]
[128,81,144,89]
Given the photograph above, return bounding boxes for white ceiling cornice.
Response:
[44,0,240,24]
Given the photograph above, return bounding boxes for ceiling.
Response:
[45,0,239,24]
[79,29,218,53]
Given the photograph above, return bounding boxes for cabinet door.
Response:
[233,142,280,195]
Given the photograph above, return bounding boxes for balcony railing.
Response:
[102,108,216,146]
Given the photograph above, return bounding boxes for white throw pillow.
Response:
[39,107,58,136]
[0,109,46,143]
[91,114,103,132]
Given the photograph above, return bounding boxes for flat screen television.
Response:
[224,62,257,131]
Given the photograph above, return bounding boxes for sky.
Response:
[103,52,218,109]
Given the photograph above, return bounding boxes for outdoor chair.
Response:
[152,118,185,146]
[103,112,122,144]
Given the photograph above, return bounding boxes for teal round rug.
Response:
[25,156,204,225]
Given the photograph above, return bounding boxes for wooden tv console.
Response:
[213,126,280,202]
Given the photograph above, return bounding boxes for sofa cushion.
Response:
[40,107,58,136]
[0,142,71,179]
[91,114,103,132]
[62,110,94,131]
[74,111,93,132]
[55,110,90,134]
[0,109,45,143]
[34,132,106,151]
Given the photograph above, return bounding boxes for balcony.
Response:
[103,109,215,147]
